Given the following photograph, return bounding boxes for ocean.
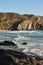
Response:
[0,30,43,56]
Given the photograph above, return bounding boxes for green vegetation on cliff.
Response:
[0,12,43,30]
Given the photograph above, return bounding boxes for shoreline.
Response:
[0,30,42,33]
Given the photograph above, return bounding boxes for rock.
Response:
[22,42,27,45]
[0,49,43,65]
[0,41,16,46]
[0,13,43,30]
[18,16,43,30]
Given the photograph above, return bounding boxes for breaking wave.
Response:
[0,30,43,56]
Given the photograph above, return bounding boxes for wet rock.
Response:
[22,42,27,45]
[0,49,43,65]
[0,41,16,46]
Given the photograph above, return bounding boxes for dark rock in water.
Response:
[22,42,27,45]
[0,41,16,46]
[0,49,43,65]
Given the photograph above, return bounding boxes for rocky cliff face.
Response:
[0,12,43,30]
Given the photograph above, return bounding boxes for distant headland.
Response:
[0,12,43,30]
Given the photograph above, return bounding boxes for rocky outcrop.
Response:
[0,40,43,65]
[22,42,27,45]
[0,13,43,30]
[0,41,16,46]
[0,49,43,65]
[18,15,43,30]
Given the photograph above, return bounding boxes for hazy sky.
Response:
[0,0,43,15]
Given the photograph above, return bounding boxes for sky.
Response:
[0,0,43,15]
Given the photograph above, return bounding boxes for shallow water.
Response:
[0,30,43,56]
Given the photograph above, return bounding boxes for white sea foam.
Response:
[30,49,43,56]
[0,30,43,56]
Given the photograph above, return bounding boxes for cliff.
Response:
[0,12,43,30]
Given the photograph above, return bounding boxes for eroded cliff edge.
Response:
[0,12,43,30]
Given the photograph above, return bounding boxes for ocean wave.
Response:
[0,30,43,56]
[21,48,43,56]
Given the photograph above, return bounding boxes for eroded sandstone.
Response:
[0,13,43,30]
